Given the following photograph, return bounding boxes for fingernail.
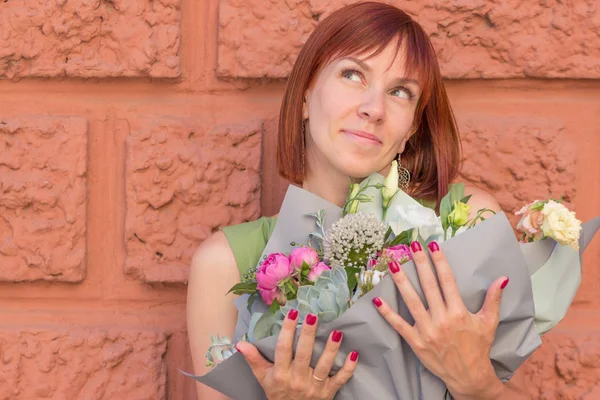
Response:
[332,330,343,343]
[410,241,422,253]
[501,278,509,289]
[428,241,440,252]
[305,313,317,325]
[235,344,243,354]
[372,297,382,307]
[287,309,298,320]
[388,261,400,274]
[350,351,359,362]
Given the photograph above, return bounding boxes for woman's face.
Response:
[303,39,421,180]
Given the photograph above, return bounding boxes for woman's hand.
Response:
[373,240,508,400]
[236,310,359,400]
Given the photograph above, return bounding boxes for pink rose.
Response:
[289,247,319,272]
[516,203,545,238]
[259,287,280,306]
[307,262,331,282]
[383,244,411,263]
[256,253,292,291]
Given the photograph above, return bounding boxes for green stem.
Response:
[284,280,297,296]
[382,207,388,221]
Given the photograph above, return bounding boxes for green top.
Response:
[222,216,278,278]
[222,198,439,279]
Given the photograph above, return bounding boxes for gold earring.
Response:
[397,154,410,190]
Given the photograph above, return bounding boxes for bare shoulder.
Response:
[190,231,238,279]
[187,231,240,398]
[461,183,503,215]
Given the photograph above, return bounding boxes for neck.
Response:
[301,167,354,208]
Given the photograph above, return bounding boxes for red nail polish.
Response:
[428,241,440,252]
[372,297,382,307]
[410,241,422,253]
[287,309,298,320]
[501,278,509,289]
[235,344,243,354]
[350,351,359,362]
[332,330,343,343]
[388,261,400,274]
[305,313,317,325]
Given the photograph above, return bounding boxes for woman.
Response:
[188,2,529,399]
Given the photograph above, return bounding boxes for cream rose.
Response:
[541,200,582,250]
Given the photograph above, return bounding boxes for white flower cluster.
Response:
[323,212,387,269]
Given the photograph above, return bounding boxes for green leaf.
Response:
[449,183,465,204]
[346,266,362,292]
[227,282,257,295]
[440,183,465,233]
[269,300,281,314]
[460,194,472,204]
[301,261,310,273]
[388,229,413,246]
[530,201,546,211]
[440,197,452,232]
[384,226,394,242]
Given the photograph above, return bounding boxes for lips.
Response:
[343,129,382,144]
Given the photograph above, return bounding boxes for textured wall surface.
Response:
[0,0,181,79]
[218,0,600,78]
[0,116,87,282]
[0,0,599,399]
[0,329,169,399]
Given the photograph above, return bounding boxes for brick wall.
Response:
[0,0,598,399]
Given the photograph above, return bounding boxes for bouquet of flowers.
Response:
[183,162,600,399]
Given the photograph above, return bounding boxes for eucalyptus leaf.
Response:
[246,292,258,314]
[251,312,277,341]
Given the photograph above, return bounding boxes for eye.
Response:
[390,86,415,100]
[341,69,363,83]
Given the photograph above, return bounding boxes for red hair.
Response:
[277,1,461,209]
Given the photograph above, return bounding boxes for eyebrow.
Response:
[342,56,421,88]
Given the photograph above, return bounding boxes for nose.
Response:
[357,88,385,123]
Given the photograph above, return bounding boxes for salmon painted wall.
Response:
[0,0,599,399]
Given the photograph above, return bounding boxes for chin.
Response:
[338,160,381,180]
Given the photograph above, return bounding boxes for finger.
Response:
[235,341,272,383]
[372,296,419,345]
[409,241,446,316]
[477,276,509,327]
[326,350,359,394]
[274,308,299,370]
[292,313,318,373]
[387,257,431,327]
[427,241,465,312]
[311,329,344,383]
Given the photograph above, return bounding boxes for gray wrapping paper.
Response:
[183,185,600,399]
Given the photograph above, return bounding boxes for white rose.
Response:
[391,205,444,242]
[541,200,582,250]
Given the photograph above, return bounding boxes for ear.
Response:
[397,136,410,155]
[302,90,310,120]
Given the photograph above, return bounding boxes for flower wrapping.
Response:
[182,175,600,399]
